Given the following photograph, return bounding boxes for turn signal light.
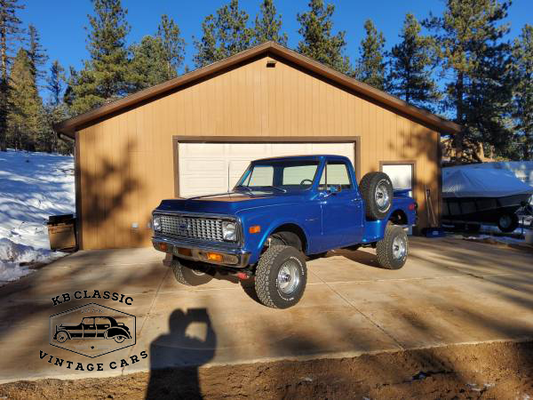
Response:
[249,225,261,234]
[408,203,417,211]
[158,243,168,252]
[207,252,223,262]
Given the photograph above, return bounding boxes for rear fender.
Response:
[105,327,131,340]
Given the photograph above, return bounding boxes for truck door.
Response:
[318,160,364,249]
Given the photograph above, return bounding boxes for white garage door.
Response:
[178,142,355,197]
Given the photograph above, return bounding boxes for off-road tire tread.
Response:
[255,245,306,309]
[171,259,213,286]
[376,225,408,270]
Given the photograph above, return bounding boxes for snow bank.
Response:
[0,150,74,282]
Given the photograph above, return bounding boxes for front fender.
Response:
[237,203,321,264]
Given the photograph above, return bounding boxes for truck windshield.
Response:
[235,160,319,192]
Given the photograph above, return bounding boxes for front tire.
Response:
[376,225,408,270]
[255,245,307,309]
[171,258,214,286]
[55,331,69,343]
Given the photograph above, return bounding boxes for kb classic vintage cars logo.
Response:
[40,291,147,372]
[49,302,136,357]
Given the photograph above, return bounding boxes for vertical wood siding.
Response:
[77,55,440,249]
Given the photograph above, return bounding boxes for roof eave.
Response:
[55,41,462,139]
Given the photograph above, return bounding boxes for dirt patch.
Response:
[1,340,532,399]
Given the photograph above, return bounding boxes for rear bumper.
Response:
[152,236,251,268]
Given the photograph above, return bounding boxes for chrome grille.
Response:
[159,214,224,242]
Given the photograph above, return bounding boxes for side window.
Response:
[247,166,273,186]
[319,162,353,190]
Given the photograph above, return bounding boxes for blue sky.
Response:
[18,0,533,95]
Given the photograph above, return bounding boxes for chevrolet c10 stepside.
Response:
[151,155,417,309]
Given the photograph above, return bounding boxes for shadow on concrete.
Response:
[146,308,216,399]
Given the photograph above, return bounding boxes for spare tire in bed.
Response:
[359,172,394,220]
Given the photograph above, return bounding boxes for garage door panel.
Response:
[227,143,270,156]
[180,159,226,173]
[180,176,228,197]
[178,141,356,198]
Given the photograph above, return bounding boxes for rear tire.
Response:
[376,225,408,270]
[497,213,519,233]
[255,245,307,309]
[171,258,214,286]
[359,172,394,220]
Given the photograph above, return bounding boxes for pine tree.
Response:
[296,0,351,75]
[157,14,185,77]
[0,0,24,151]
[512,25,533,160]
[253,0,287,46]
[43,60,72,154]
[356,19,387,90]
[424,0,513,161]
[71,0,131,115]
[194,0,252,68]
[7,48,43,151]
[129,35,170,90]
[47,60,65,106]
[27,24,48,85]
[389,14,439,109]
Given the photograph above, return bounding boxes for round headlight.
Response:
[153,215,162,232]
[222,221,237,241]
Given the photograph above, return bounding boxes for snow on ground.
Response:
[0,150,74,282]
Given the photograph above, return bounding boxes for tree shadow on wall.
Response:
[146,308,217,399]
[80,139,146,247]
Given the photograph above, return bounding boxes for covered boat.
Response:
[442,167,533,232]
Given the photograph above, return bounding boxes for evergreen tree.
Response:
[296,0,351,75]
[356,19,387,90]
[47,60,65,106]
[157,14,185,77]
[0,0,24,151]
[71,0,131,115]
[424,0,513,161]
[27,24,48,85]
[7,48,43,150]
[512,25,533,160]
[389,14,439,109]
[43,60,72,154]
[193,0,252,68]
[129,35,170,90]
[253,0,287,46]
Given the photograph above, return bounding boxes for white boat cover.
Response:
[449,161,533,186]
[442,166,533,198]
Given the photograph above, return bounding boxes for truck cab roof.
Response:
[252,154,351,163]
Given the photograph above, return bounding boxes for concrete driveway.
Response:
[0,237,532,383]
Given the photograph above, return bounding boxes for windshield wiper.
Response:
[235,185,254,194]
[265,186,287,193]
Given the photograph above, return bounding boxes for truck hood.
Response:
[155,191,303,215]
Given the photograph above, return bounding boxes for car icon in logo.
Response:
[54,316,132,344]
[49,303,136,358]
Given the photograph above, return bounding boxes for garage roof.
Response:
[55,41,462,138]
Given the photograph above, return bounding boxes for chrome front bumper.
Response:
[152,236,251,268]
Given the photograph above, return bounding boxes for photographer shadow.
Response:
[146,308,216,399]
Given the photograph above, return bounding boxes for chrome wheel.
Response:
[190,268,206,276]
[392,235,407,260]
[277,260,301,295]
[375,181,391,211]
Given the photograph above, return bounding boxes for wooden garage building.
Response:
[56,42,461,250]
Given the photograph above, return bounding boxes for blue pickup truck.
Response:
[152,155,416,308]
